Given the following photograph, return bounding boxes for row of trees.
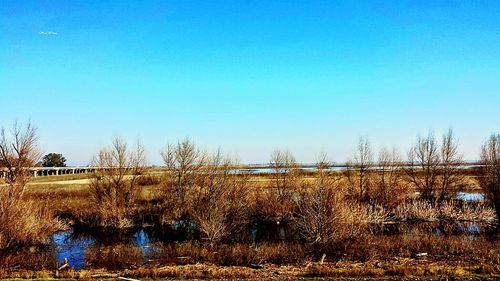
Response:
[87,130,500,247]
[1,121,499,249]
[344,130,465,205]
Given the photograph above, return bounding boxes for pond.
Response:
[52,230,148,270]
[42,220,497,270]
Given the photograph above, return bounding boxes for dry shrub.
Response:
[0,197,64,249]
[252,187,296,223]
[395,200,497,224]
[370,147,408,208]
[344,137,373,202]
[0,245,58,270]
[160,141,253,245]
[154,241,305,266]
[405,129,465,203]
[136,174,162,186]
[89,137,146,228]
[295,158,389,248]
[85,244,144,270]
[394,200,438,221]
[250,149,300,224]
[189,150,251,246]
[440,201,497,224]
[160,139,205,223]
[480,133,500,215]
[0,121,62,249]
[345,141,407,208]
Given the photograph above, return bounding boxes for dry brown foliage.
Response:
[394,200,497,224]
[189,149,251,246]
[89,137,146,228]
[479,133,500,214]
[0,121,61,249]
[405,129,465,203]
[160,138,205,222]
[295,155,389,247]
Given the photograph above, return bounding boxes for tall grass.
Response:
[394,200,497,224]
[0,122,63,249]
[0,194,64,249]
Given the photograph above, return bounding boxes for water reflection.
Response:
[52,231,93,270]
[1,219,496,271]
[48,223,199,270]
[457,192,484,201]
[377,221,492,236]
[132,229,153,254]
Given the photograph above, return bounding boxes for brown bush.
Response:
[189,150,251,246]
[154,241,306,266]
[136,174,162,186]
[394,200,497,224]
[0,121,61,249]
[479,133,500,216]
[405,129,465,203]
[159,139,205,223]
[295,157,388,247]
[88,137,146,228]
[85,243,144,270]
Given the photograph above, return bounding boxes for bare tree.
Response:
[0,121,58,249]
[479,133,500,215]
[160,138,205,221]
[0,121,41,193]
[270,148,298,199]
[295,154,342,246]
[263,149,299,224]
[406,131,439,202]
[345,137,373,202]
[190,149,250,246]
[438,129,464,202]
[89,137,147,228]
[406,129,464,203]
[373,146,404,207]
[296,154,380,248]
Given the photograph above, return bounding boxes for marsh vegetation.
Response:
[0,122,499,279]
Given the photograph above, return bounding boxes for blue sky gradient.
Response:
[1,1,499,165]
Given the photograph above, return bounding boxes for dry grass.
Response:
[394,200,497,224]
[0,231,498,279]
[30,173,91,183]
[394,201,439,221]
[440,201,498,224]
[0,261,498,280]
[0,181,67,250]
[0,199,66,249]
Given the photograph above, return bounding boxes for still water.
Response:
[0,193,493,271]
[49,220,494,270]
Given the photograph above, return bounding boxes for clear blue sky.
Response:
[1,1,499,165]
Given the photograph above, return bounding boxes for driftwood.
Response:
[248,264,264,269]
[55,258,70,277]
[320,253,327,264]
[91,273,119,278]
[117,277,141,281]
[58,258,70,271]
